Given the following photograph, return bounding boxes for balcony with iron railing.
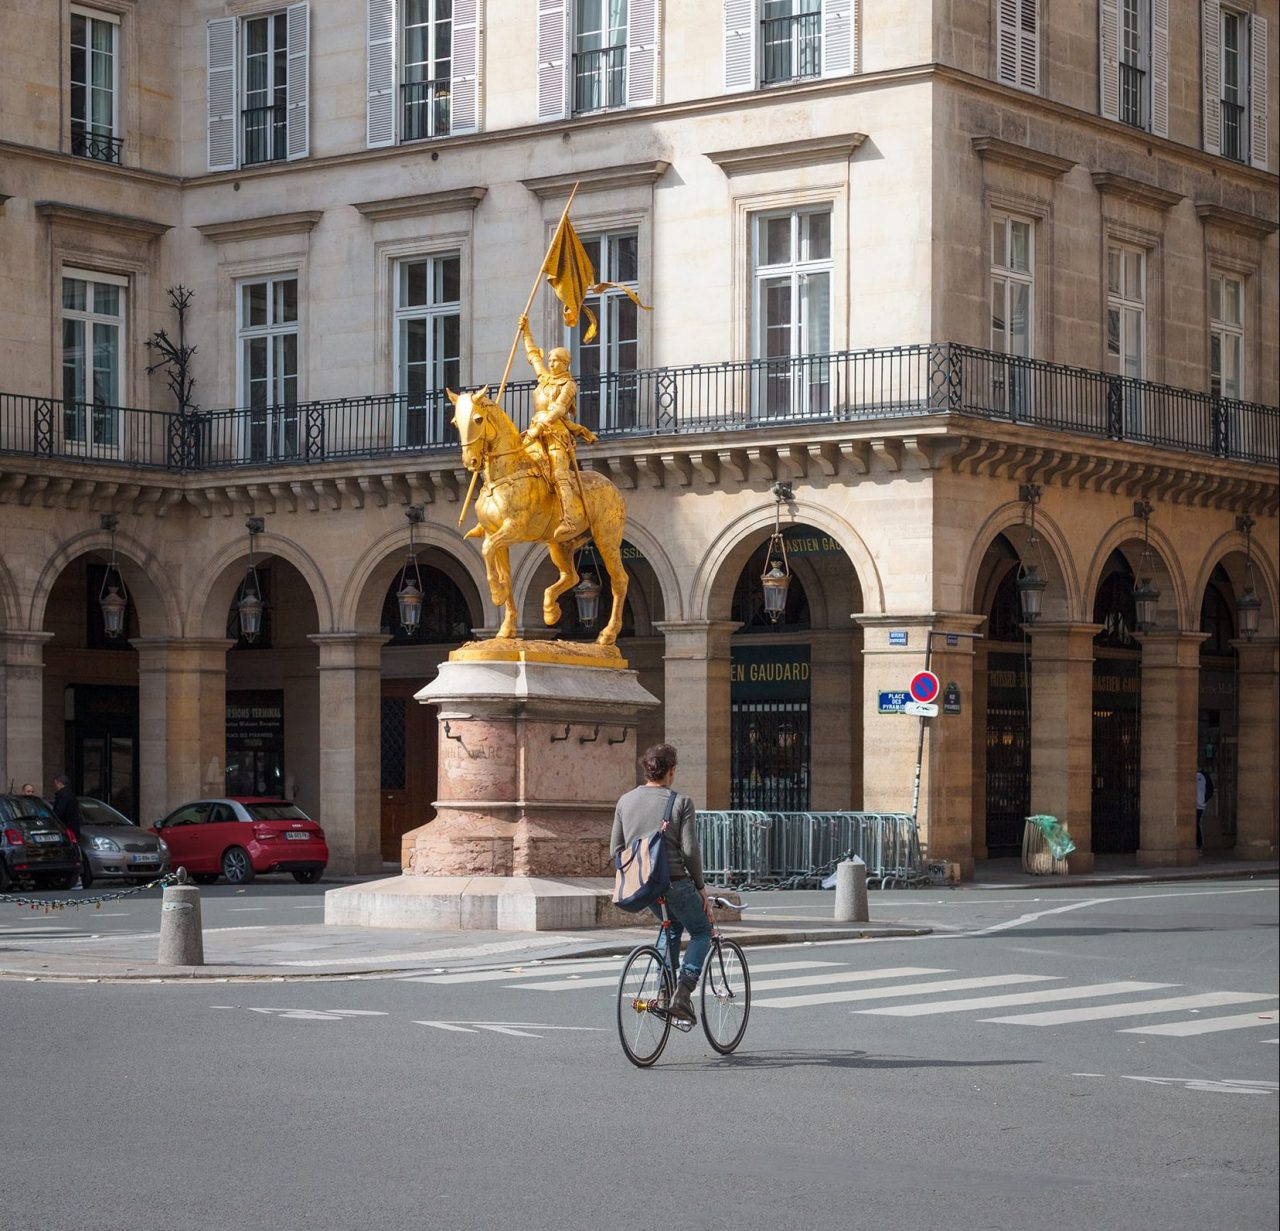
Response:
[761,12,822,85]
[1222,99,1246,162]
[401,79,451,140]
[70,125,123,164]
[573,46,626,113]
[242,104,286,166]
[1119,61,1145,128]
[1,346,1276,473]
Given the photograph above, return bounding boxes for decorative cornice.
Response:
[1195,202,1279,241]
[351,185,487,221]
[521,160,671,200]
[971,136,1075,179]
[706,134,866,176]
[34,201,171,240]
[194,210,323,243]
[1090,172,1183,211]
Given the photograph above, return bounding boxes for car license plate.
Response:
[285,831,310,841]
[132,854,159,864]
[32,833,61,844]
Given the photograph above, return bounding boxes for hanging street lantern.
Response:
[1236,515,1261,640]
[97,513,129,638]
[396,505,426,634]
[237,517,266,643]
[573,569,603,629]
[1132,500,1160,632]
[1015,484,1047,625]
[761,481,794,624]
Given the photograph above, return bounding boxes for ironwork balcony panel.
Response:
[761,13,822,86]
[242,104,286,166]
[573,46,626,114]
[70,127,123,164]
[401,79,451,141]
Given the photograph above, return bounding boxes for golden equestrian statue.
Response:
[449,186,649,654]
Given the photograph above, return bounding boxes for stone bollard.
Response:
[158,867,204,966]
[833,857,869,923]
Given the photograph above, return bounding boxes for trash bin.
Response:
[1021,814,1075,876]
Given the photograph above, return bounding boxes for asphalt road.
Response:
[1,881,1276,1231]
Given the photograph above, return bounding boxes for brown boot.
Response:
[552,479,580,542]
[669,983,696,1023]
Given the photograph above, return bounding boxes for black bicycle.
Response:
[615,894,751,1067]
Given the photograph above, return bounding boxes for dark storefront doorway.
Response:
[730,643,811,812]
[225,690,285,797]
[985,651,1031,855]
[67,684,139,821]
[1092,558,1142,853]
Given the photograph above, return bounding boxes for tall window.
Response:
[243,12,288,165]
[1209,273,1243,400]
[238,276,298,460]
[1106,244,1145,380]
[1119,0,1148,128]
[62,271,125,450]
[991,215,1034,357]
[395,254,461,447]
[70,10,120,163]
[573,0,628,113]
[753,207,832,417]
[1220,9,1249,162]
[761,0,822,85]
[403,0,452,139]
[570,231,639,431]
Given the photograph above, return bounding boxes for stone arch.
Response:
[1082,518,1189,629]
[341,519,487,632]
[0,552,21,629]
[1190,525,1279,639]
[690,500,882,622]
[962,502,1080,625]
[187,530,333,639]
[29,527,180,636]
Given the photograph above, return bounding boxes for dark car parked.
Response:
[0,794,79,892]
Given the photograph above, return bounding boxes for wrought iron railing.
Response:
[401,78,451,141]
[242,104,285,165]
[1119,61,1145,127]
[70,126,123,164]
[2,346,1276,472]
[1221,99,1246,162]
[572,46,626,113]
[761,12,822,85]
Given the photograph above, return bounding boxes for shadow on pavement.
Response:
[664,1050,1039,1072]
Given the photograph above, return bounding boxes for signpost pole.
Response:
[909,630,983,827]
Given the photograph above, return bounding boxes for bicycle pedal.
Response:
[671,1016,697,1032]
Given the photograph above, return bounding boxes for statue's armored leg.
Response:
[552,478,582,542]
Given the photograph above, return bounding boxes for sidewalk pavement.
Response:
[0,855,1272,984]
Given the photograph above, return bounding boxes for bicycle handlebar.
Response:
[708,896,748,910]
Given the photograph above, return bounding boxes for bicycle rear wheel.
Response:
[616,945,674,1068]
[700,939,750,1054]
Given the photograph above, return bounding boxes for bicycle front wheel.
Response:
[616,945,673,1068]
[700,939,751,1054]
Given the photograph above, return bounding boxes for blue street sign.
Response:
[878,691,910,713]
[888,631,908,646]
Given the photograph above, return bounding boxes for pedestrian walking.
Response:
[610,744,710,1023]
[50,774,84,887]
[1195,768,1214,851]
[20,783,38,797]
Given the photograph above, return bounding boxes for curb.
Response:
[965,867,1278,891]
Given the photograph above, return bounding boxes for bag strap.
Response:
[660,789,677,831]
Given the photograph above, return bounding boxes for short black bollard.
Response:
[158,867,204,966]
[834,856,869,923]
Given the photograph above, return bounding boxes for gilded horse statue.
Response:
[447,386,629,646]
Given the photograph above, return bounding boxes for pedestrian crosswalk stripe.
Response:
[1119,1008,1280,1037]
[406,958,627,984]
[854,981,1176,1016]
[515,959,843,992]
[982,991,1274,1026]
[743,966,950,994]
[755,973,1057,1009]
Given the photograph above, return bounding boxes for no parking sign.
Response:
[908,671,940,705]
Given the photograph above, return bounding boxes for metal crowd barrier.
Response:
[695,811,929,890]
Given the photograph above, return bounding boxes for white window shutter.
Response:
[1099,0,1120,121]
[627,0,659,107]
[996,0,1018,85]
[1017,0,1039,92]
[724,0,756,93]
[537,0,567,121]
[823,0,852,78]
[1202,0,1221,154]
[367,0,396,149]
[1250,14,1269,169]
[1150,0,1168,137]
[207,18,237,172]
[286,2,310,160]
[452,0,479,133]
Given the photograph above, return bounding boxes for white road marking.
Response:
[1074,1072,1279,1096]
[407,958,628,984]
[756,974,1057,1009]
[514,959,845,992]
[1120,1009,1280,1037]
[412,1020,606,1038]
[983,991,1275,1026]
[226,907,269,912]
[855,981,1176,1016]
[743,966,951,993]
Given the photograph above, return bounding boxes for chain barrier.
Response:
[0,870,182,913]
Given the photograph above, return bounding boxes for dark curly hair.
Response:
[641,743,678,782]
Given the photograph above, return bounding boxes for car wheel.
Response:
[191,873,219,885]
[221,847,255,885]
[47,873,77,891]
[80,858,95,890]
[292,868,324,884]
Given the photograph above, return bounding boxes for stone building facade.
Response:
[0,0,1276,876]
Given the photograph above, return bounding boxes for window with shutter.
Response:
[286,3,310,161]
[1249,14,1268,169]
[367,0,397,148]
[207,17,238,171]
[70,10,122,164]
[724,0,756,92]
[451,0,480,135]
[573,0,628,114]
[996,0,1039,93]
[626,0,658,107]
[762,0,823,86]
[538,0,568,121]
[1202,0,1222,153]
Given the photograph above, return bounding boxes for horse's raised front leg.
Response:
[595,534,630,647]
[542,541,578,628]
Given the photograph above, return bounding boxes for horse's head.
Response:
[447,385,493,472]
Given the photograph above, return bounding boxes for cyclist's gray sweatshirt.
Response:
[610,785,704,890]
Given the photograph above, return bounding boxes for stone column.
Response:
[969,639,990,861]
[654,620,739,809]
[1136,630,1209,866]
[310,633,387,875]
[809,631,856,809]
[1026,623,1100,873]
[133,638,232,828]
[0,631,53,792]
[1232,637,1278,860]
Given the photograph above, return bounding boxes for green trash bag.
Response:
[1026,814,1076,860]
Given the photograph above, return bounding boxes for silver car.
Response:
[77,797,171,887]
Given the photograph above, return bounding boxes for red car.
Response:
[150,797,328,886]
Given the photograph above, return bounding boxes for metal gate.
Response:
[1092,657,1141,852]
[984,650,1030,855]
[730,701,810,812]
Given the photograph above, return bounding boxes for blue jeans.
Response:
[650,877,712,990]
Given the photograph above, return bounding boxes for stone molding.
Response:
[1194,202,1280,241]
[194,211,323,243]
[706,134,867,176]
[351,186,487,221]
[1090,172,1182,211]
[521,161,671,199]
[34,201,171,241]
[971,137,1075,179]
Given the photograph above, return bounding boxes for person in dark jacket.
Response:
[51,773,83,842]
